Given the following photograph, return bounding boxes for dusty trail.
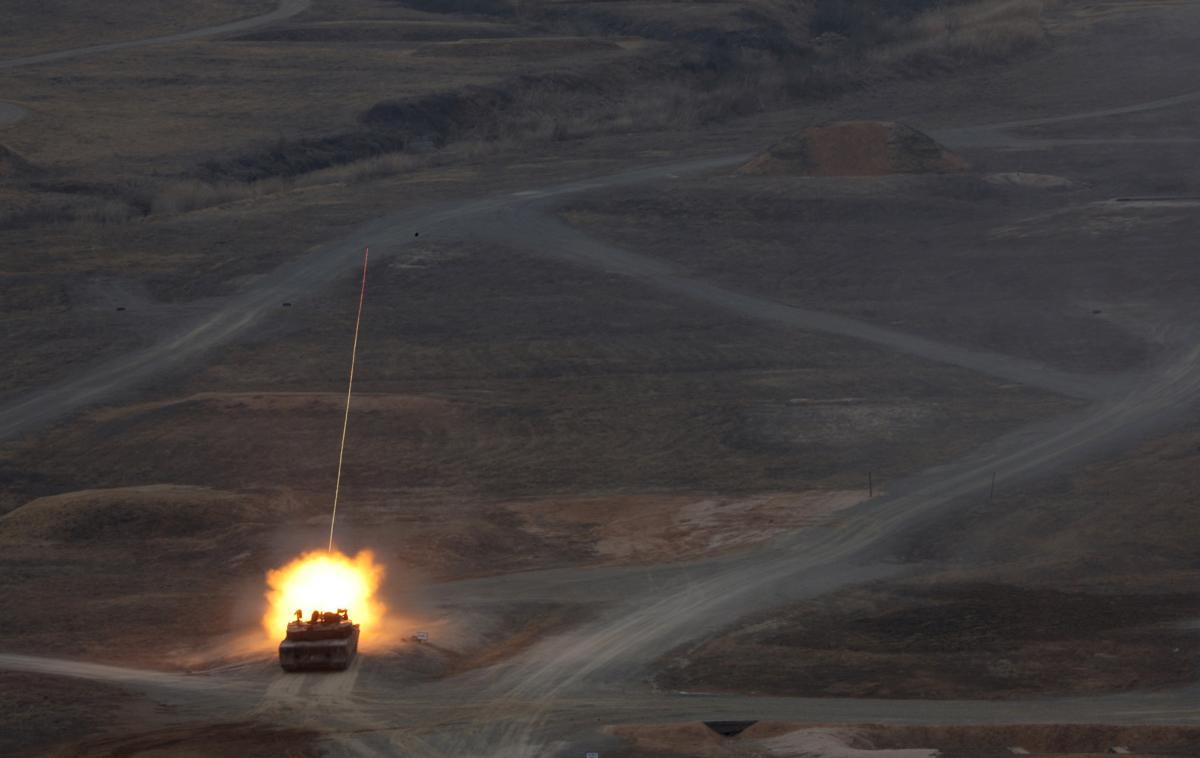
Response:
[0,1,307,134]
[0,652,265,725]
[0,653,219,691]
[7,7,1200,753]
[484,208,1122,400]
[3,150,1198,753]
[936,86,1200,147]
[396,85,1200,756]
[426,89,1200,752]
[0,0,312,71]
[0,152,1103,442]
[11,184,1196,753]
[431,335,1200,754]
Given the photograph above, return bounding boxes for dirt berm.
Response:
[739,121,967,177]
[0,485,272,543]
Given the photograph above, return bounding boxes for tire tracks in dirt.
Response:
[6,52,1200,757]
[0,0,312,71]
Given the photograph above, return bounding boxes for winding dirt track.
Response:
[5,4,1200,755]
[0,0,312,72]
[0,1,307,128]
[0,151,1118,443]
[5,98,1200,752]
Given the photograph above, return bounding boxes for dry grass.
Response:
[132,73,767,216]
[874,0,1049,66]
[557,170,1154,373]
[201,0,1050,190]
[2,75,755,225]
[0,0,275,58]
[655,582,1200,699]
[0,0,1053,232]
[148,179,283,216]
[0,672,132,757]
[0,191,140,230]
[411,36,619,58]
[923,422,1200,588]
[2,157,442,228]
[145,152,456,216]
[0,180,261,228]
[302,151,436,185]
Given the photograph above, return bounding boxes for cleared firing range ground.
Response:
[3,0,1200,755]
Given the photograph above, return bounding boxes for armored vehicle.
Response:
[279,609,359,671]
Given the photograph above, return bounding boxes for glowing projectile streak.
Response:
[328,248,369,552]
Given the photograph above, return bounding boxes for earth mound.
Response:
[740,121,967,177]
[0,143,35,178]
[0,485,271,542]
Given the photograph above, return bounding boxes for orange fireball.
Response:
[262,550,385,643]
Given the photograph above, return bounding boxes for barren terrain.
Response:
[3,0,1200,755]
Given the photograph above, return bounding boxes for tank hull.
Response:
[279,626,359,671]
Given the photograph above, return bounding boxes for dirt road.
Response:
[5,2,1200,754]
[4,644,1198,755]
[5,87,1200,751]
[0,149,1119,442]
[0,0,308,131]
[0,0,311,71]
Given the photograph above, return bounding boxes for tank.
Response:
[279,609,360,672]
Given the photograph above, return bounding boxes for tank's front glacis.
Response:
[278,612,361,672]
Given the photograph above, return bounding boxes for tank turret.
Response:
[278,608,360,671]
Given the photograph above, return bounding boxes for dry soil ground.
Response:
[0,237,1062,659]
[584,0,1200,722]
[613,722,1200,758]
[3,0,1200,755]
[0,1,277,59]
